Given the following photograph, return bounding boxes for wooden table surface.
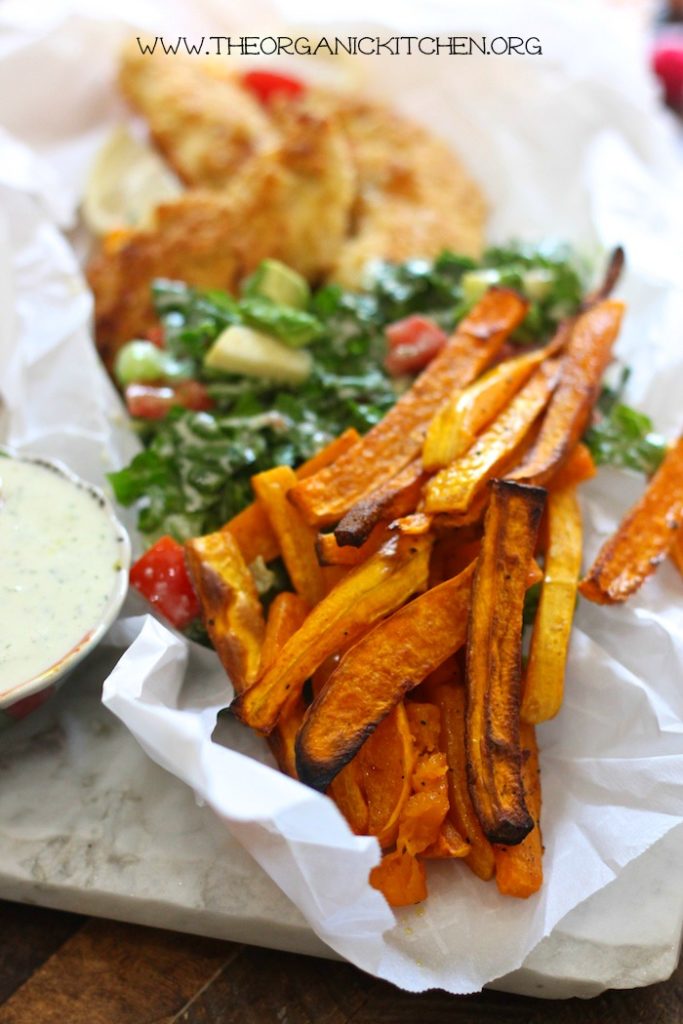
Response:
[0,901,680,1023]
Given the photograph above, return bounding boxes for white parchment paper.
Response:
[1,0,682,994]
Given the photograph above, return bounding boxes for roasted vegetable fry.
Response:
[225,429,360,564]
[251,465,326,607]
[353,703,416,850]
[432,677,496,881]
[512,301,624,485]
[261,592,310,777]
[334,458,426,547]
[185,529,265,693]
[422,818,471,859]
[289,289,529,526]
[369,848,427,907]
[494,723,543,898]
[316,523,389,566]
[424,360,559,516]
[466,479,546,845]
[580,435,683,603]
[522,485,582,723]
[671,531,683,578]
[295,561,476,791]
[232,532,433,733]
[547,442,596,491]
[422,342,560,472]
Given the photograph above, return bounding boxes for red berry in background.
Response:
[384,315,448,377]
[652,32,683,111]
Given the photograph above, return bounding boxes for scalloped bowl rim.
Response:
[0,449,131,710]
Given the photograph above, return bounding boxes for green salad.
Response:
[109,245,665,548]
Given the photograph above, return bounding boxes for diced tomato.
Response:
[130,536,201,630]
[145,324,166,348]
[125,381,213,420]
[241,69,305,104]
[384,315,448,377]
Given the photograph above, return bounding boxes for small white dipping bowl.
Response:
[0,450,130,725]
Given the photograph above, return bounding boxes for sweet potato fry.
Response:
[289,289,529,527]
[494,723,543,898]
[329,758,369,835]
[580,435,683,603]
[421,818,471,859]
[369,848,427,907]
[671,531,683,578]
[231,532,433,733]
[432,676,496,881]
[522,485,582,723]
[185,529,266,693]
[466,479,546,845]
[512,301,624,485]
[295,561,476,791]
[251,466,326,607]
[424,360,559,516]
[547,442,596,491]
[423,342,561,472]
[333,458,427,547]
[355,702,416,850]
[261,593,310,777]
[316,523,389,566]
[224,428,360,564]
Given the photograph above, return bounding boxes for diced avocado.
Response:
[460,268,501,305]
[243,259,311,310]
[522,267,554,301]
[204,325,312,385]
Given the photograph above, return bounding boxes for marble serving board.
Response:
[0,643,681,1001]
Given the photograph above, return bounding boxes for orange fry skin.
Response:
[261,593,310,778]
[580,435,683,604]
[316,523,389,566]
[231,532,433,734]
[465,479,546,845]
[295,561,476,792]
[512,301,624,486]
[424,360,559,516]
[494,722,543,898]
[522,485,582,723]
[251,465,326,607]
[185,529,266,694]
[224,428,360,564]
[547,442,596,491]
[289,288,529,527]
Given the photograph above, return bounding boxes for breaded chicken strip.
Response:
[320,99,486,285]
[119,43,278,187]
[88,110,355,366]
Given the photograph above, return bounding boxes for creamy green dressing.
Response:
[0,458,122,694]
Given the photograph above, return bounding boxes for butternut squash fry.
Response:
[295,561,476,791]
[334,458,427,548]
[494,723,543,898]
[289,289,529,527]
[224,428,360,564]
[432,678,496,881]
[261,593,310,777]
[251,466,326,607]
[355,703,416,850]
[522,485,582,723]
[316,523,389,566]
[423,341,561,472]
[512,301,624,485]
[466,479,546,845]
[185,530,266,693]
[671,531,683,578]
[547,442,596,491]
[424,360,559,516]
[580,435,683,603]
[231,532,433,733]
